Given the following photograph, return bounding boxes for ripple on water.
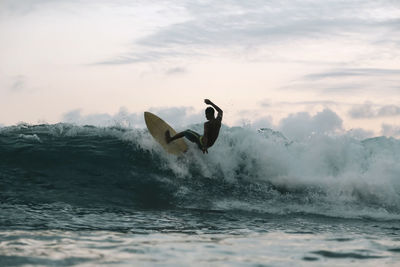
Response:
[387,247,400,253]
[327,237,353,242]
[0,255,91,266]
[312,250,385,259]
[302,256,319,261]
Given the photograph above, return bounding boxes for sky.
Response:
[0,0,399,138]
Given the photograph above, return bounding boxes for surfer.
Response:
[165,99,223,153]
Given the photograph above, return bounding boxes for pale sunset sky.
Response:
[1,0,399,139]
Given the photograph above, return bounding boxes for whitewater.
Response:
[1,123,399,266]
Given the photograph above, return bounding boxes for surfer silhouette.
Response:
[165,99,223,154]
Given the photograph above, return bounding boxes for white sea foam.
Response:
[18,134,42,143]
[142,125,400,219]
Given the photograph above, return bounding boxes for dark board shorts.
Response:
[183,130,203,149]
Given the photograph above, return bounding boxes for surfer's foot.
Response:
[165,130,171,143]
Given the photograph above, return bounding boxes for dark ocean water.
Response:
[0,123,399,266]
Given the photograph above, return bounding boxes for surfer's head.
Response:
[205,107,215,120]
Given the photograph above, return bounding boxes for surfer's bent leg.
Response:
[165,130,185,143]
[166,130,202,149]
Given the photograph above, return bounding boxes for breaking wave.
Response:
[1,123,399,220]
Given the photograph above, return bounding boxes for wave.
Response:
[1,123,399,220]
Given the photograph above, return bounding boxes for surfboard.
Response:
[144,112,188,155]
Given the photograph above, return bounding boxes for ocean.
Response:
[0,123,399,266]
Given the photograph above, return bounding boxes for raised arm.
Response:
[204,99,223,119]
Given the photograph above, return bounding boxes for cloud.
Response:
[377,105,400,117]
[10,75,27,92]
[139,1,399,47]
[61,106,206,129]
[260,99,345,108]
[97,0,400,64]
[278,108,343,140]
[148,106,204,128]
[348,102,400,119]
[348,102,375,118]
[165,67,187,75]
[346,128,375,140]
[0,0,53,16]
[62,107,142,128]
[96,50,191,65]
[381,124,400,137]
[258,99,271,108]
[293,67,400,94]
[305,68,400,80]
[236,106,387,139]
